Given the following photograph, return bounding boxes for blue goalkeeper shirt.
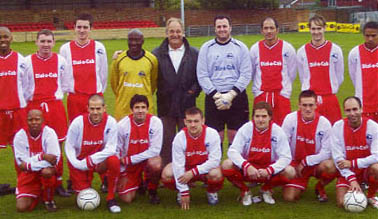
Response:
[197,38,252,96]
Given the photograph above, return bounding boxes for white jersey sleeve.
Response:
[270,124,292,174]
[227,121,254,169]
[59,42,75,93]
[14,126,60,171]
[95,41,108,93]
[348,46,361,100]
[197,127,221,175]
[64,116,87,170]
[172,130,189,193]
[358,120,378,168]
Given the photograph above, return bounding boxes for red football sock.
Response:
[162,178,176,191]
[106,155,120,201]
[222,168,248,193]
[207,177,224,193]
[41,175,56,202]
[367,175,377,198]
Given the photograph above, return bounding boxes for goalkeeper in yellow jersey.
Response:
[111,29,158,121]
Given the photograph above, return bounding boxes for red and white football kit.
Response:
[25,53,68,141]
[117,114,163,195]
[250,40,297,125]
[297,41,344,124]
[13,125,60,209]
[223,121,291,194]
[25,52,69,188]
[65,113,119,201]
[331,118,378,199]
[282,111,332,190]
[164,125,223,197]
[349,44,378,122]
[59,40,108,122]
[0,51,31,148]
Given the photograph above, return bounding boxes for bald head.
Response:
[128,28,143,38]
[27,109,44,137]
[0,26,11,33]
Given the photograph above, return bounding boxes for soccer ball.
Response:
[77,188,101,210]
[343,191,367,213]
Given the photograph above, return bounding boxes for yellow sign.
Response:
[298,22,309,32]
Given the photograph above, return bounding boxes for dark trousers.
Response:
[160,116,185,166]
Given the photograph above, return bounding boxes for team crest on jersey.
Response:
[226,53,234,59]
[97,49,104,55]
[205,142,210,148]
[367,134,373,140]
[283,52,289,58]
[138,71,146,77]
[60,65,65,71]
[331,53,338,59]
[317,131,324,137]
[271,136,277,143]
[106,128,110,134]
[149,129,154,135]
[20,63,26,69]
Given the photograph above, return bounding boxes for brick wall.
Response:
[0,8,349,29]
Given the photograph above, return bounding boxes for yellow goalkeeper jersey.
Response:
[111,50,158,121]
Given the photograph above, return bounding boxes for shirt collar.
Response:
[168,44,185,52]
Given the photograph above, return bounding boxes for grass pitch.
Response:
[0,32,375,218]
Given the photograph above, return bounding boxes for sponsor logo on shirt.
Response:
[35,72,58,78]
[362,63,378,69]
[0,70,16,77]
[250,147,270,153]
[186,151,208,156]
[215,64,235,71]
[226,53,234,59]
[345,145,369,151]
[260,61,282,66]
[296,135,315,144]
[83,140,103,146]
[72,59,95,65]
[130,139,149,144]
[123,82,143,88]
[309,61,329,68]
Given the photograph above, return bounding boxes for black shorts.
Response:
[205,91,249,132]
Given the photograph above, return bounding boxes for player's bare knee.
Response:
[148,156,162,172]
[208,168,223,181]
[221,159,233,170]
[161,163,173,181]
[283,165,296,179]
[16,199,31,212]
[320,160,336,173]
[283,193,296,202]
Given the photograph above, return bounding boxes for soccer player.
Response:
[14,109,60,212]
[197,15,252,149]
[111,29,158,121]
[25,29,70,197]
[59,13,108,122]
[161,107,223,210]
[65,94,121,213]
[152,17,201,166]
[250,17,297,125]
[0,26,30,148]
[281,90,335,202]
[332,96,378,208]
[297,14,344,124]
[117,94,163,204]
[222,102,294,205]
[348,21,378,123]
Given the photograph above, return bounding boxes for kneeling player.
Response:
[282,90,336,202]
[117,94,163,204]
[222,102,294,205]
[332,96,378,208]
[65,94,121,213]
[14,109,60,212]
[161,107,223,210]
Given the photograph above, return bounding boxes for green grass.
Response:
[0,32,374,218]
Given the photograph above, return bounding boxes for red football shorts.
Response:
[118,162,147,195]
[285,164,317,190]
[316,94,342,125]
[68,162,98,192]
[336,168,368,188]
[0,108,26,148]
[16,171,42,199]
[27,100,68,142]
[254,92,291,126]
